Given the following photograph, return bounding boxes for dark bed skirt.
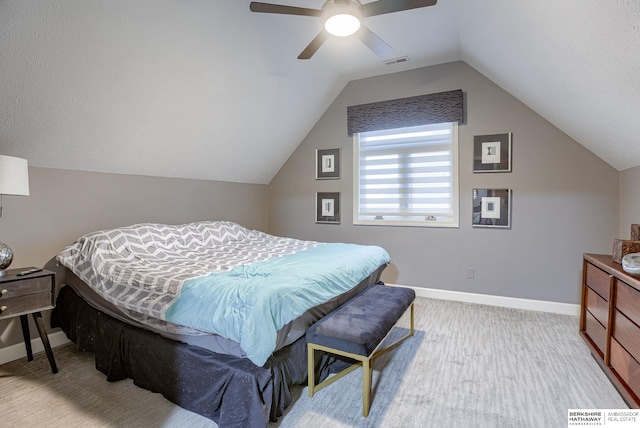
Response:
[51,285,345,428]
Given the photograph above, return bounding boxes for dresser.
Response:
[0,268,58,373]
[581,254,640,407]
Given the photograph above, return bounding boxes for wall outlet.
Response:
[466,268,475,279]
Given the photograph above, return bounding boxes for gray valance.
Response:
[347,89,464,136]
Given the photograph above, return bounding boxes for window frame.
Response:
[352,122,459,228]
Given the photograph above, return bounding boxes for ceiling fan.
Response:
[249,0,437,59]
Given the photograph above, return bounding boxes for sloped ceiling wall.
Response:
[455,0,640,171]
[1,1,638,184]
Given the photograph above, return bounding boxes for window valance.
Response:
[347,89,464,136]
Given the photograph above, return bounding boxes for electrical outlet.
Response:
[466,268,475,279]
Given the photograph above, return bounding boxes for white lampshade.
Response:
[0,154,29,274]
[0,155,30,196]
[322,0,363,37]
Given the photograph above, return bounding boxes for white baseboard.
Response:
[0,331,70,366]
[386,284,580,316]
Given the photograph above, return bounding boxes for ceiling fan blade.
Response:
[298,31,329,60]
[356,26,392,57]
[363,0,437,17]
[249,2,321,17]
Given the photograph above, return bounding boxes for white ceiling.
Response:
[1,0,639,184]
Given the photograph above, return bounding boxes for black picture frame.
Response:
[472,188,512,228]
[473,133,512,173]
[316,192,340,224]
[316,148,340,179]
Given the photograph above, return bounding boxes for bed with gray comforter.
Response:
[52,221,389,427]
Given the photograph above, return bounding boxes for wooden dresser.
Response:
[581,253,640,407]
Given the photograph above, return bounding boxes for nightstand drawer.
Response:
[0,276,51,299]
[0,291,53,319]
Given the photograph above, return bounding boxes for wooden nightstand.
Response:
[0,267,58,373]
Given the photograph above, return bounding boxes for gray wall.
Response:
[0,167,268,347]
[619,165,640,238]
[269,61,619,305]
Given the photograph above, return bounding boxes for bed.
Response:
[52,221,389,427]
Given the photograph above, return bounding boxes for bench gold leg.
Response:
[410,303,415,337]
[363,358,371,417]
[308,344,315,397]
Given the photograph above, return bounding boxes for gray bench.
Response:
[306,283,415,417]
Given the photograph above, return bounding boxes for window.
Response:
[353,122,459,228]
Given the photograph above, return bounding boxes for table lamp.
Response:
[0,155,30,275]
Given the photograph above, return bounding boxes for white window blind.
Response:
[354,122,459,227]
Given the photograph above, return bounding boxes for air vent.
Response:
[383,56,409,65]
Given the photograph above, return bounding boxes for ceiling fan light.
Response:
[324,14,361,37]
[322,1,364,37]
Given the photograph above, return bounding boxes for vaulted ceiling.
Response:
[1,1,639,184]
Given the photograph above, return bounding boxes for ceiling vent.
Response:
[383,56,409,65]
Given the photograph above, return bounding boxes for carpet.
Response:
[0,297,628,427]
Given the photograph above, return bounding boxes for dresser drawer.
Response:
[613,309,640,363]
[616,280,640,327]
[0,291,53,319]
[586,286,609,328]
[610,338,640,402]
[585,262,611,300]
[585,310,607,356]
[0,276,51,299]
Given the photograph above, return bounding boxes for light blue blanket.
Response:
[165,243,390,366]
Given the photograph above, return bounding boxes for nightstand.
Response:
[0,267,58,373]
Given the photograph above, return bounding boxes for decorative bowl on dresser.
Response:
[580,254,640,407]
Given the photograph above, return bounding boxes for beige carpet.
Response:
[0,297,628,427]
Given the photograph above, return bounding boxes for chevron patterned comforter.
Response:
[56,221,390,366]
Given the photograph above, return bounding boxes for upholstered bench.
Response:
[306,283,415,417]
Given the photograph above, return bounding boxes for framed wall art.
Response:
[473,133,512,173]
[316,148,340,179]
[472,188,512,228]
[316,192,340,224]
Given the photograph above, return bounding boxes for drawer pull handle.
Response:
[0,305,6,315]
[0,289,6,297]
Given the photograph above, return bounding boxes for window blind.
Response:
[357,123,455,222]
